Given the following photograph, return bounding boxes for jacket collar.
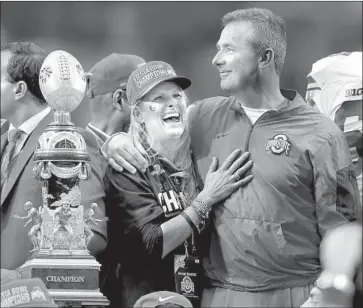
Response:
[229,89,305,114]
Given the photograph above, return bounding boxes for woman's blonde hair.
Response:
[129,93,198,202]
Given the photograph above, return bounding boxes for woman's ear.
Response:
[13,81,27,100]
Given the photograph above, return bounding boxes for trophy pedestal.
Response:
[18,249,109,307]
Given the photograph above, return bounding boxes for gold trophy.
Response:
[15,50,109,307]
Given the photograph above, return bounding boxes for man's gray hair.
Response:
[222,8,287,75]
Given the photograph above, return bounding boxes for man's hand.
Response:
[1,269,21,282]
[105,133,149,174]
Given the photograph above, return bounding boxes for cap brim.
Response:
[136,75,191,103]
[166,76,191,91]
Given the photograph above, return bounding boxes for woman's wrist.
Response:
[184,206,207,233]
[180,211,198,233]
[190,198,211,220]
[195,191,213,210]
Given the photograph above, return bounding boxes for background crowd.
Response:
[1,1,362,125]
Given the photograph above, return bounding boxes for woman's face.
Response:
[136,81,187,141]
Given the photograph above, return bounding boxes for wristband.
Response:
[191,199,210,220]
[180,211,198,232]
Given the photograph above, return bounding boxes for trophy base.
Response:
[18,249,109,307]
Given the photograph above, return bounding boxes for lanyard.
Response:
[144,142,198,256]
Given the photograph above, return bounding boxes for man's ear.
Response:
[112,89,128,111]
[85,73,93,98]
[13,81,27,100]
[259,48,274,70]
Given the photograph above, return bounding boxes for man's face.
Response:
[62,202,70,210]
[1,51,16,120]
[137,81,187,141]
[212,21,261,94]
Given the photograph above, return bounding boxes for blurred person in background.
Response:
[306,51,363,202]
[86,53,146,147]
[103,8,360,307]
[301,221,362,308]
[104,61,253,307]
[0,41,107,271]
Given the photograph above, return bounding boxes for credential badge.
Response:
[266,134,291,155]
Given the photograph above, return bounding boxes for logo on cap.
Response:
[31,287,46,301]
[133,64,176,89]
[159,295,175,302]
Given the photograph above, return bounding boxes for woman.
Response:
[104,61,253,307]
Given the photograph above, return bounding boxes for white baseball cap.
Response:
[133,291,193,308]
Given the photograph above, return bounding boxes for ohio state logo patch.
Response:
[266,134,291,155]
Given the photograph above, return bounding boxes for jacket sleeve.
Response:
[78,128,108,258]
[104,167,165,258]
[312,129,360,238]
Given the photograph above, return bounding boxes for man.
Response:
[86,53,146,147]
[103,8,360,307]
[306,51,362,201]
[0,41,107,270]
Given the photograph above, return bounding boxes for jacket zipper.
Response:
[242,110,275,152]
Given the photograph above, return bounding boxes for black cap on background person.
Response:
[85,53,146,141]
[87,53,146,98]
[133,291,193,308]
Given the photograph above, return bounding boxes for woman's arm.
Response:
[161,149,253,257]
[105,149,253,259]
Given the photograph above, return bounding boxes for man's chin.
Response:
[220,81,233,93]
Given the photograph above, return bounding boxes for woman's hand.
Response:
[198,149,253,207]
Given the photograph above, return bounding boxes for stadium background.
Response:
[1,1,362,127]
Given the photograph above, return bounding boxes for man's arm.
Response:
[312,129,360,238]
[101,104,197,173]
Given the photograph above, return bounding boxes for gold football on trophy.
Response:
[39,50,86,113]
